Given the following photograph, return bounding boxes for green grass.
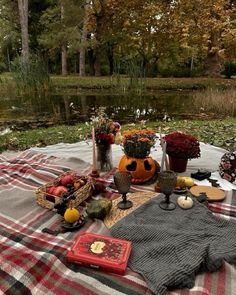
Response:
[1,73,236,93]
[50,75,236,91]
[1,118,235,153]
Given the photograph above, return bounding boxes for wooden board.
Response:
[190,185,225,201]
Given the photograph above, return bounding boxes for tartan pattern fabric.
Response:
[0,150,236,295]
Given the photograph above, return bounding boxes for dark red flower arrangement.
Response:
[164,132,201,160]
[95,122,120,145]
[91,107,120,145]
[95,126,115,145]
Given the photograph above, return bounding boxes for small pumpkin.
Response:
[118,155,160,184]
[64,207,80,223]
[177,195,194,209]
[86,198,112,219]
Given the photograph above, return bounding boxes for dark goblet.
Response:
[113,171,133,210]
[158,170,177,210]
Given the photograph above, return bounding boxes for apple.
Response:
[53,185,68,197]
[46,186,57,195]
[74,181,81,190]
[60,174,74,187]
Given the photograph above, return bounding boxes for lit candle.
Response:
[160,141,167,172]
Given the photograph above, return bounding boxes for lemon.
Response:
[64,207,80,223]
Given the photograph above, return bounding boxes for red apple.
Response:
[46,186,57,195]
[60,174,74,186]
[53,186,68,197]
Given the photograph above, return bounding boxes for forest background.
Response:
[0,0,236,153]
[0,0,236,78]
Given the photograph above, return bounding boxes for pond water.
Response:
[0,90,202,129]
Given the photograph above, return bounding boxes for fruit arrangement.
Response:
[36,171,93,210]
[45,174,87,202]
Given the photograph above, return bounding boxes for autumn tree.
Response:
[171,0,236,77]
[39,0,83,75]
[0,0,20,70]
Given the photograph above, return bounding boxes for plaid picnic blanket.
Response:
[1,149,236,295]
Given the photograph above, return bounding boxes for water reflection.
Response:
[0,90,196,126]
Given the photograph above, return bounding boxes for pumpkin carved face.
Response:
[118,155,159,184]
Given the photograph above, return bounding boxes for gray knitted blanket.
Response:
[110,194,236,295]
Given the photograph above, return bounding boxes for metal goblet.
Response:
[113,171,133,210]
[158,170,177,210]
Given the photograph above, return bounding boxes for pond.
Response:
[0,90,207,130]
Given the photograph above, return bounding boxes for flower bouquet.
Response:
[91,108,120,171]
[122,128,157,158]
[164,131,200,172]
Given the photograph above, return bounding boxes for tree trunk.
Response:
[87,47,95,75]
[94,46,102,76]
[107,43,114,75]
[61,4,67,76]
[94,7,104,76]
[18,0,29,61]
[204,31,223,77]
[61,45,67,75]
[79,0,89,76]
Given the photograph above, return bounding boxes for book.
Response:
[66,232,132,275]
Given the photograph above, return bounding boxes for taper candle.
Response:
[159,127,162,142]
[160,141,167,172]
[89,127,99,178]
[92,127,96,170]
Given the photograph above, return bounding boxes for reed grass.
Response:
[112,58,146,93]
[193,88,236,117]
[11,54,51,95]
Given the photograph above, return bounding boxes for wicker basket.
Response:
[36,171,93,211]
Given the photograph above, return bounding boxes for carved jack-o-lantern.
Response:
[118,155,160,184]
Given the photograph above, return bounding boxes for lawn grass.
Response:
[51,75,236,91]
[1,72,236,92]
[1,118,235,153]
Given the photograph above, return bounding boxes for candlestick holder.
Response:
[158,170,176,210]
[113,171,133,210]
[89,169,100,178]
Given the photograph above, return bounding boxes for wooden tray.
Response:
[190,185,225,201]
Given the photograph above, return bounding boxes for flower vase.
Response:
[96,144,113,172]
[168,156,188,173]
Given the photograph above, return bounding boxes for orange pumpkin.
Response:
[118,155,160,184]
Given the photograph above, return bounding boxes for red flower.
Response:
[164,132,200,159]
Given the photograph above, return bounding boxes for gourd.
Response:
[177,196,194,209]
[86,198,112,219]
[118,155,159,184]
[64,207,80,223]
[176,176,194,188]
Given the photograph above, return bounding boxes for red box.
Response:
[66,232,132,275]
